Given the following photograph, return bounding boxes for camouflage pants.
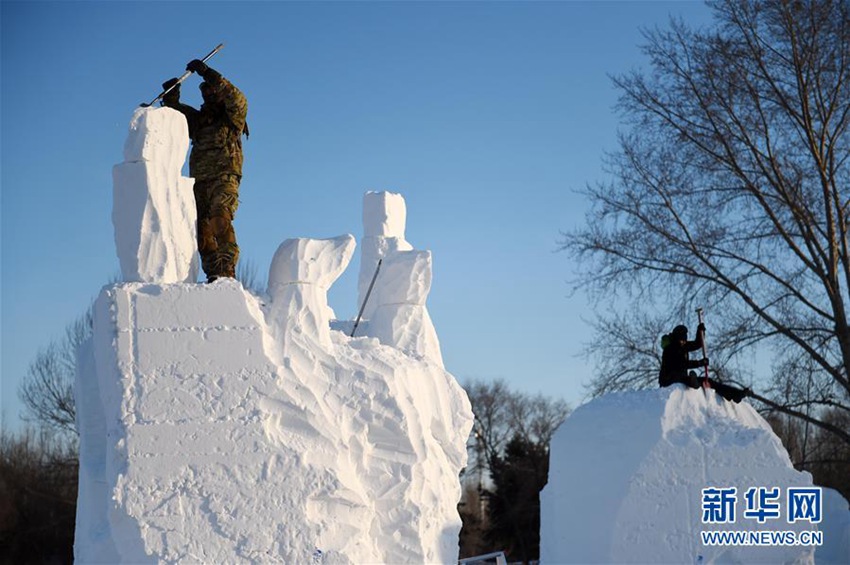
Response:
[194,175,240,280]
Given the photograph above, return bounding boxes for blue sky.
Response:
[1,1,713,430]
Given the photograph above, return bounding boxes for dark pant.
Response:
[194,175,240,280]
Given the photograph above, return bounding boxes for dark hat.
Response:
[672,325,688,339]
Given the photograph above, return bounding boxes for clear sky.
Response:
[1,1,714,430]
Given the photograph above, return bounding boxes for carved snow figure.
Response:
[112,106,198,283]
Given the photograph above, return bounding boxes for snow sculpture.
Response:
[357,191,413,321]
[112,106,198,283]
[368,249,444,367]
[356,191,443,366]
[540,387,836,564]
[267,235,356,349]
[77,130,473,563]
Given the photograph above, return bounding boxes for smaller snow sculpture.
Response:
[267,235,356,349]
[369,250,444,367]
[357,191,413,321]
[112,106,198,283]
[540,387,826,564]
[356,191,443,366]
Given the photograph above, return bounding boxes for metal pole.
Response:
[141,43,225,107]
[351,259,382,337]
[697,307,710,387]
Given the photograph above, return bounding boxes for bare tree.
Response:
[459,379,570,560]
[463,379,570,487]
[0,427,78,562]
[562,0,850,445]
[19,306,93,442]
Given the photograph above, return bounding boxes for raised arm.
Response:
[187,60,248,135]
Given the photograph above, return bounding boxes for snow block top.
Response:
[540,387,822,565]
[268,235,356,290]
[363,191,407,238]
[122,106,190,173]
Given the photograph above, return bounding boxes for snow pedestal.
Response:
[112,106,198,283]
[539,387,846,564]
[267,235,356,350]
[75,279,473,563]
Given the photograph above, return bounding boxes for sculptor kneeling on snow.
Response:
[162,58,248,283]
[659,322,750,403]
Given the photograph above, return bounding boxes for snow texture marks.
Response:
[540,387,827,564]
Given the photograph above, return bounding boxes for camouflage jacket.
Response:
[165,72,248,181]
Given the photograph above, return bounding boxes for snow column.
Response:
[112,106,198,283]
[357,191,413,320]
[369,250,444,367]
[267,235,356,350]
[358,192,443,367]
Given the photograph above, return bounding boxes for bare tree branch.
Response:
[562,0,850,447]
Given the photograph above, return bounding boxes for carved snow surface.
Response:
[75,279,473,564]
[267,235,356,349]
[368,250,443,367]
[112,107,198,283]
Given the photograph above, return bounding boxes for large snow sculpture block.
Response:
[113,107,198,283]
[540,387,824,564]
[267,235,355,349]
[75,279,473,564]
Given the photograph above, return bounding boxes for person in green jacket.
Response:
[162,59,248,282]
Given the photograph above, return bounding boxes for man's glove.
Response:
[187,59,210,76]
[697,322,706,334]
[701,358,710,367]
[161,78,181,104]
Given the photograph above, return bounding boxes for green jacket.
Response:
[165,71,248,181]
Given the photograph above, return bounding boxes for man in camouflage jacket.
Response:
[162,59,248,282]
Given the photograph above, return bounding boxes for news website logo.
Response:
[700,486,823,547]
